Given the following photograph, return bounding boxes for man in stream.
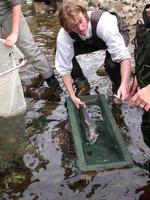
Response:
[129,4,150,147]
[0,0,63,99]
[55,0,132,108]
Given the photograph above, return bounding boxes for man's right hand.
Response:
[3,32,18,47]
[129,84,150,111]
[71,95,85,109]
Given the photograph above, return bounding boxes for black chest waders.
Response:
[133,4,150,147]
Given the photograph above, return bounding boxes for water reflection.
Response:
[110,101,133,146]
[0,114,26,170]
[0,114,31,198]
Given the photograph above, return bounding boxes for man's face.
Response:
[68,12,88,36]
[146,7,150,19]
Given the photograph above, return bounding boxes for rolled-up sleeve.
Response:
[97,12,131,62]
[55,28,75,76]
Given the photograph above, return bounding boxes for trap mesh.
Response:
[0,39,26,117]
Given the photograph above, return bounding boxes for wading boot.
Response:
[74,78,90,96]
[71,58,90,96]
[46,74,63,99]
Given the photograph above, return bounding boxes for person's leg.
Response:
[71,57,86,81]
[71,43,100,96]
[141,111,150,148]
[71,57,90,96]
[104,51,121,94]
[2,13,62,97]
[71,44,90,96]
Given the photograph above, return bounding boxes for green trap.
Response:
[66,95,133,173]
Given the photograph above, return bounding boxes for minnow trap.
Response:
[66,95,133,173]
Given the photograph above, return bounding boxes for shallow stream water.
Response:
[0,10,150,200]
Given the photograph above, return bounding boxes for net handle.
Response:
[0,39,25,77]
[0,38,24,59]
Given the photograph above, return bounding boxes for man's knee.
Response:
[104,52,121,75]
[104,52,121,92]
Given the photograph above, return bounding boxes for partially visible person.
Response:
[145,5,150,17]
[0,0,62,99]
[142,4,150,27]
[129,4,150,147]
[130,82,150,112]
[33,0,61,13]
[55,0,131,108]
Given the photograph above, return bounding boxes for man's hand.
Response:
[71,95,85,109]
[3,32,18,47]
[117,82,129,101]
[129,84,150,111]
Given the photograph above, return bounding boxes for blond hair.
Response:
[58,0,89,32]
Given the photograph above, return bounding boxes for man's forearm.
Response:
[120,59,131,85]
[12,4,21,35]
[62,74,76,98]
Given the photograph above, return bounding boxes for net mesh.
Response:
[0,39,26,117]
